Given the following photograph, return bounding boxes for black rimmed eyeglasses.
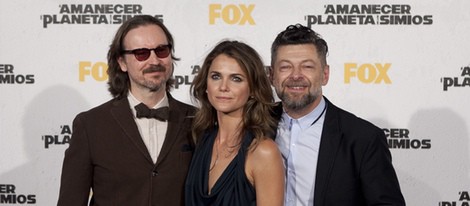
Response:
[122,44,172,61]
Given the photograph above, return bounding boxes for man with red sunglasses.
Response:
[57,15,196,206]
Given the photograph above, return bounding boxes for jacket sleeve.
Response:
[57,113,93,206]
[360,127,406,206]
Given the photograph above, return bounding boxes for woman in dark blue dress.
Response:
[186,40,284,206]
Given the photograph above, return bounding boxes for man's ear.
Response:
[322,64,330,86]
[268,66,274,85]
[118,56,128,72]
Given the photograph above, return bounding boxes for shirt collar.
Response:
[282,96,326,130]
[127,91,169,116]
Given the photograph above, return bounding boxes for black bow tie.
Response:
[135,103,169,121]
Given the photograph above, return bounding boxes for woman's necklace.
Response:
[209,134,242,172]
[222,141,241,158]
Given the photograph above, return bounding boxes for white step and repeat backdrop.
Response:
[1,0,469,205]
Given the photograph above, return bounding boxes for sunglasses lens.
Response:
[133,49,151,61]
[124,45,171,61]
[155,45,171,58]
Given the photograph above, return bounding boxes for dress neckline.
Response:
[205,129,253,195]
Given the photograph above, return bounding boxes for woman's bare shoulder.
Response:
[248,137,282,165]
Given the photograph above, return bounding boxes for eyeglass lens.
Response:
[126,45,171,61]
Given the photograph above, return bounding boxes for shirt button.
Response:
[152,171,158,176]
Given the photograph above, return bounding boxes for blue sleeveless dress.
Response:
[185,129,256,206]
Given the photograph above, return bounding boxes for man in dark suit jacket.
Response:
[269,24,406,206]
[57,15,196,206]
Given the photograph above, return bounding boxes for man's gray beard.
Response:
[142,64,170,92]
[145,80,165,92]
[278,91,317,111]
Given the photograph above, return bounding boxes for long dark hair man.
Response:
[57,15,196,206]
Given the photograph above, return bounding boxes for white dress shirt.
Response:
[128,92,169,163]
[276,97,326,206]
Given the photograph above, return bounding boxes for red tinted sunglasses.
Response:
[122,44,172,61]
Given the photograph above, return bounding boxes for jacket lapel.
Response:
[155,94,190,167]
[314,97,343,206]
[110,97,154,164]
